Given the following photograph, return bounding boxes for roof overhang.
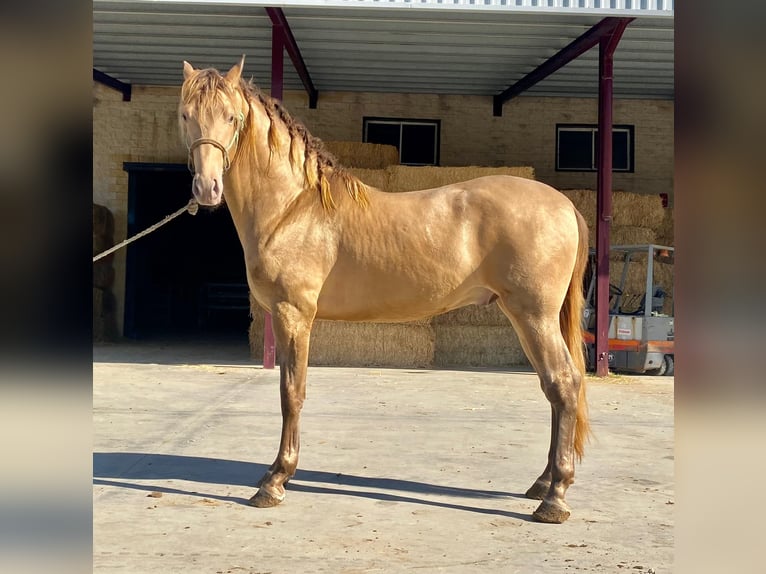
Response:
[93,0,674,101]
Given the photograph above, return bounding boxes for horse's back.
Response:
[384,174,577,225]
[410,174,581,254]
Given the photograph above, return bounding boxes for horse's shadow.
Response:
[93,452,535,521]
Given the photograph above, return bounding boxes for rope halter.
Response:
[186,111,245,175]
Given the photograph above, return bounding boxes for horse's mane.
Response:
[247,83,370,210]
[182,69,368,210]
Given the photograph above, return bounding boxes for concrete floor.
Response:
[93,340,674,573]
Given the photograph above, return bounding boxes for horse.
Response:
[179,56,590,523]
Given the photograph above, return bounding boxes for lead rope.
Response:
[93,198,199,263]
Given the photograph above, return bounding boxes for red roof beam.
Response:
[493,17,634,116]
[265,7,318,108]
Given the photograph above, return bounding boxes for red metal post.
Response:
[271,22,284,101]
[265,7,318,108]
[261,22,286,370]
[595,19,630,377]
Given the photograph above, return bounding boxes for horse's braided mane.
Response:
[240,75,370,210]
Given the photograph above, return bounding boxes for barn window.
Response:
[556,124,634,172]
[363,117,440,166]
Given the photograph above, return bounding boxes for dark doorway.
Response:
[123,163,250,339]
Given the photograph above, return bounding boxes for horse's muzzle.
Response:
[192,174,223,206]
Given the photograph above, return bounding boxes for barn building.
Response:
[93,0,674,369]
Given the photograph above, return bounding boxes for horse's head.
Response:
[179,56,248,206]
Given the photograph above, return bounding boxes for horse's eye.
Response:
[227,115,235,124]
[182,113,188,121]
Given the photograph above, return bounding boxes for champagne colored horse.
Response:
[179,57,590,523]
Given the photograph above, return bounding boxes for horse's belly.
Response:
[316,269,494,322]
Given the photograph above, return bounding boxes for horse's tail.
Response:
[560,207,591,461]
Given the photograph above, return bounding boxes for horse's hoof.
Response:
[532,499,571,524]
[525,479,550,500]
[248,488,285,508]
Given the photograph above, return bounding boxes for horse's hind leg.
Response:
[498,300,582,523]
[249,300,314,508]
[525,411,555,500]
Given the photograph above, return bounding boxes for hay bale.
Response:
[431,304,508,326]
[347,168,392,191]
[560,189,667,230]
[561,190,668,250]
[324,141,399,169]
[386,165,535,193]
[347,165,536,195]
[248,296,434,368]
[309,321,434,368]
[610,226,657,247]
[656,208,674,247]
[559,190,597,227]
[433,325,529,368]
[613,192,666,228]
[581,224,656,250]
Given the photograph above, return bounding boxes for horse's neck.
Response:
[225,168,298,241]
[224,111,306,244]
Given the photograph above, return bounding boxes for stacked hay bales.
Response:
[432,305,528,368]
[248,297,434,368]
[559,189,668,248]
[324,141,399,169]
[348,165,536,193]
[656,207,675,247]
[310,320,434,368]
[93,203,117,341]
[560,189,674,315]
[386,165,535,192]
[346,168,392,191]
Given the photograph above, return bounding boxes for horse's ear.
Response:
[183,61,195,80]
[225,54,245,85]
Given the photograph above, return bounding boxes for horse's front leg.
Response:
[249,301,314,508]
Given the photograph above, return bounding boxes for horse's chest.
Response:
[243,240,334,302]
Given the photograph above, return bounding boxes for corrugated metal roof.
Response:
[93,0,673,99]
